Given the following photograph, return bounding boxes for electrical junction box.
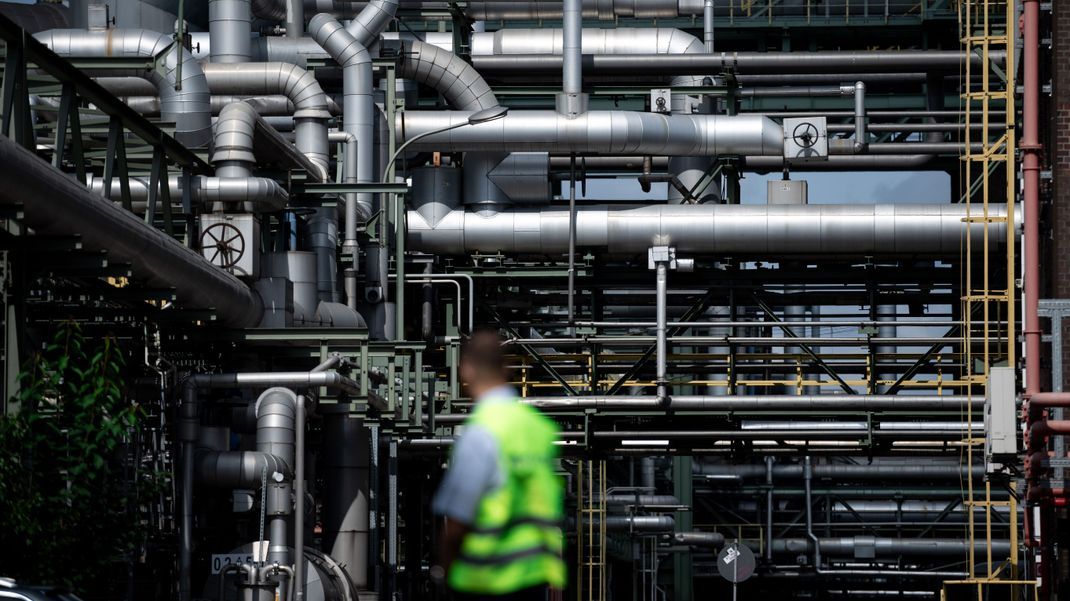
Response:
[767,179,808,205]
[199,213,260,279]
[985,366,1018,472]
[650,89,672,114]
[783,116,829,163]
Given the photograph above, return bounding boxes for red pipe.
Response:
[1023,0,1042,399]
[1028,393,1070,407]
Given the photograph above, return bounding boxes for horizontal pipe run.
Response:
[469,51,1005,75]
[188,371,361,397]
[503,335,960,346]
[196,450,292,488]
[771,537,1012,558]
[397,111,783,156]
[520,395,977,412]
[407,204,1008,256]
[694,462,984,480]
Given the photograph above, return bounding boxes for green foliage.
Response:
[0,322,160,596]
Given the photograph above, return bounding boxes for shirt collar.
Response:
[478,384,518,404]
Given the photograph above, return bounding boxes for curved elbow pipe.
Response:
[257,387,298,467]
[34,29,212,147]
[395,39,499,111]
[203,63,332,179]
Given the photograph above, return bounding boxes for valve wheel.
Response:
[200,223,246,269]
[792,121,821,149]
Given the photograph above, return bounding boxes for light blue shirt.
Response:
[431,385,516,525]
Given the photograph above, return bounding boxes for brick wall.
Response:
[1055,1,1070,295]
[1051,1,1070,389]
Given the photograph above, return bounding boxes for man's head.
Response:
[460,328,509,399]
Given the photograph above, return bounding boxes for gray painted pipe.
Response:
[256,388,297,567]
[310,14,376,221]
[675,531,724,548]
[202,62,332,180]
[344,0,398,46]
[406,204,1008,256]
[324,414,371,588]
[605,494,680,507]
[771,537,1012,558]
[603,515,676,533]
[804,456,822,569]
[209,0,252,63]
[196,450,292,488]
[0,134,262,328]
[34,29,212,147]
[396,110,783,156]
[469,50,1005,74]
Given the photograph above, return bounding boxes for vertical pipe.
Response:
[765,456,774,562]
[562,0,583,97]
[1023,0,1041,398]
[876,304,896,393]
[641,457,656,491]
[285,0,304,38]
[568,156,577,333]
[294,395,306,601]
[178,383,197,601]
[704,0,715,53]
[854,81,867,150]
[804,456,821,570]
[656,261,669,404]
[209,0,252,63]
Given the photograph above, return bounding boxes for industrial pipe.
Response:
[0,135,263,328]
[396,110,783,156]
[468,50,1005,75]
[406,204,1009,256]
[209,0,252,63]
[34,29,212,147]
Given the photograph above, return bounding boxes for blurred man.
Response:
[431,329,565,600]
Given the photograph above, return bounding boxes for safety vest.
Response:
[448,399,567,594]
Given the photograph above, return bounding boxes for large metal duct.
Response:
[396,110,783,156]
[394,39,499,111]
[406,204,1008,256]
[202,63,333,179]
[34,29,212,147]
[0,134,262,328]
[209,0,251,63]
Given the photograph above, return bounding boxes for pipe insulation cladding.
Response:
[34,29,213,147]
[0,134,263,328]
[406,204,1009,256]
[396,111,784,156]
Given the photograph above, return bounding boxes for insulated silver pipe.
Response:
[35,29,213,146]
[804,456,822,569]
[210,0,252,63]
[257,388,298,566]
[310,14,376,221]
[202,62,333,180]
[655,260,669,404]
[396,110,783,156]
[87,174,290,212]
[468,50,1004,74]
[196,451,292,488]
[694,460,984,479]
[0,134,262,328]
[406,204,1008,256]
[560,0,585,117]
[344,0,398,46]
[703,0,714,52]
[394,39,499,112]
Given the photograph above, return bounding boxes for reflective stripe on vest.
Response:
[448,400,566,594]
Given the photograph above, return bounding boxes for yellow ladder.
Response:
[576,460,607,601]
